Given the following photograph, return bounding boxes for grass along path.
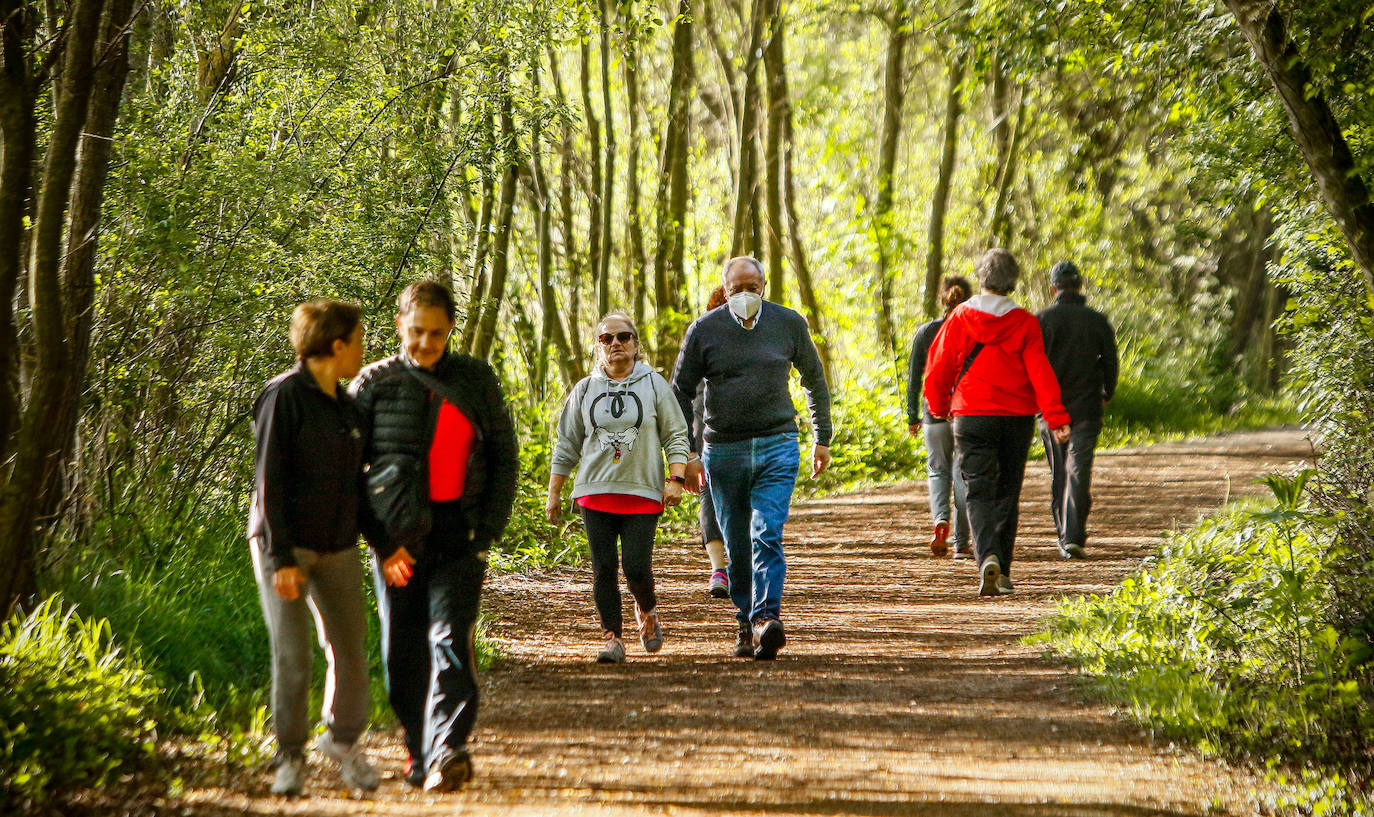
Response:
[176,429,1310,817]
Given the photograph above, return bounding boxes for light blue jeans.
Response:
[702,433,800,627]
[924,420,969,548]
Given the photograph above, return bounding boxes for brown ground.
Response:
[177,429,1312,816]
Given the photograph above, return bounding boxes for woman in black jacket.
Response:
[247,299,378,797]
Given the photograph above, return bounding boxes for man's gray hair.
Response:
[722,255,765,282]
[975,248,1020,295]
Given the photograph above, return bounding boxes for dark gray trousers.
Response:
[954,415,1034,577]
[1039,417,1102,548]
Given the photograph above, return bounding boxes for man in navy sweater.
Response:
[672,256,832,660]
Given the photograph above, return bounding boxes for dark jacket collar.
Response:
[1053,291,1087,306]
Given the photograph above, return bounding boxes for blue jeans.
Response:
[923,420,969,548]
[702,433,800,627]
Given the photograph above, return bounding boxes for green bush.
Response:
[1031,472,1374,807]
[0,597,161,809]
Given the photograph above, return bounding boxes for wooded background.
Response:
[3,0,1373,736]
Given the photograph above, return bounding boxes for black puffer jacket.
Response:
[350,351,519,558]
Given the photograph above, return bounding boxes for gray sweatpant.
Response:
[250,541,370,757]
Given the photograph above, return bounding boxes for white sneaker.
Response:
[271,754,305,796]
[979,554,1001,597]
[315,734,380,792]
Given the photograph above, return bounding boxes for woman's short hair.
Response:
[398,279,456,321]
[596,311,644,362]
[939,275,973,313]
[290,300,362,360]
[976,248,1021,295]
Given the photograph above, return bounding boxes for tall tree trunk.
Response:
[923,50,967,318]
[1224,0,1374,294]
[579,38,604,322]
[987,91,1025,248]
[596,0,616,317]
[761,0,786,298]
[621,4,648,325]
[701,0,740,169]
[530,54,577,387]
[653,0,694,371]
[872,12,908,357]
[548,46,585,355]
[730,0,767,254]
[460,161,495,353]
[0,0,35,459]
[777,57,832,381]
[1,0,136,614]
[473,69,521,362]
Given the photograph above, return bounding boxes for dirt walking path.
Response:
[183,429,1311,817]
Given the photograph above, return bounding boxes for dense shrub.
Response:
[0,597,161,809]
[1032,473,1374,812]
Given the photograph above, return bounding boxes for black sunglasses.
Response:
[597,331,637,345]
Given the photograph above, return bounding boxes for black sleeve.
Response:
[1101,317,1119,402]
[906,324,932,426]
[671,324,705,451]
[475,361,520,547]
[253,383,298,569]
[348,372,392,557]
[792,315,832,447]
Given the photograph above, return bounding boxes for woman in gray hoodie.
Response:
[546,312,690,663]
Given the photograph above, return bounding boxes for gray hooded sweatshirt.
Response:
[552,361,690,503]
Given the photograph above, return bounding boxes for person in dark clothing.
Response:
[906,275,973,559]
[350,280,519,793]
[247,299,378,796]
[1036,261,1118,560]
[671,256,832,660]
[924,249,1071,597]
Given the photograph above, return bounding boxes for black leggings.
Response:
[581,507,660,636]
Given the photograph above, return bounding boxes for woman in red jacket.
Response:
[923,249,1071,597]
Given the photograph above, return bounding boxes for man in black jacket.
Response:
[1037,261,1118,560]
[350,280,518,793]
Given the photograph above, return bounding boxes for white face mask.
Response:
[728,291,763,321]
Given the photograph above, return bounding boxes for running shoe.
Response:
[733,626,753,658]
[1058,542,1087,560]
[597,632,626,663]
[752,617,786,660]
[997,575,1015,595]
[952,544,974,560]
[270,753,305,796]
[929,520,950,558]
[635,603,663,653]
[423,748,473,793]
[708,569,730,598]
[979,554,1001,597]
[403,755,425,788]
[315,733,379,792]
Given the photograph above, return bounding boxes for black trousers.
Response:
[1039,417,1101,548]
[581,506,660,637]
[373,501,485,773]
[954,415,1035,577]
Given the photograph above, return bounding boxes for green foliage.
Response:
[0,598,161,809]
[1032,474,1374,809]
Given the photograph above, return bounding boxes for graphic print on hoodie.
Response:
[590,387,643,464]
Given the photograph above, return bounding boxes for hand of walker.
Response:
[1052,425,1071,445]
[382,547,416,588]
[684,459,705,495]
[907,423,921,438]
[545,494,562,524]
[811,444,831,479]
[662,480,684,508]
[274,566,305,601]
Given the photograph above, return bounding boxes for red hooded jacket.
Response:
[922,294,1070,428]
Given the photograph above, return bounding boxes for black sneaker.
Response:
[752,617,786,660]
[403,754,425,788]
[422,748,473,793]
[733,627,753,658]
[1058,542,1087,560]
